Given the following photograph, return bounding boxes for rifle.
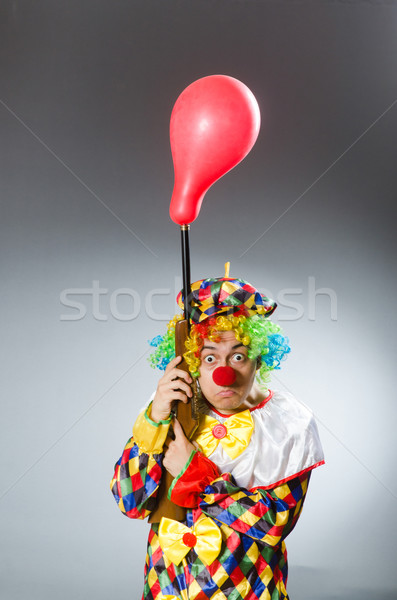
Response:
[148,75,260,523]
[149,227,199,523]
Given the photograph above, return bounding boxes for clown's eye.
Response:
[233,353,245,362]
[203,355,216,364]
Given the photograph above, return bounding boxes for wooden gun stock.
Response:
[148,319,199,523]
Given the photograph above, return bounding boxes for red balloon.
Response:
[212,366,237,387]
[169,75,261,225]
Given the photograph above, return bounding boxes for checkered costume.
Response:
[110,389,324,599]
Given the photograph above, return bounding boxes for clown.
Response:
[110,275,324,600]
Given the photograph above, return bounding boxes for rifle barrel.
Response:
[180,225,191,330]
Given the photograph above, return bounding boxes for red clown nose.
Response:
[212,366,237,387]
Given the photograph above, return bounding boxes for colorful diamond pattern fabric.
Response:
[110,412,312,599]
[176,277,277,323]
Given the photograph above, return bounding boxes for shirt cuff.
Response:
[132,403,172,453]
[169,450,221,508]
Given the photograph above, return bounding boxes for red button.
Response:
[212,423,227,439]
[182,532,197,547]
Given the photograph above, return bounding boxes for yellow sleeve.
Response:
[132,403,172,453]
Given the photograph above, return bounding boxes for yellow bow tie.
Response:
[193,409,254,460]
[158,515,222,566]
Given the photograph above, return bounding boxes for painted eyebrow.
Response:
[201,343,245,351]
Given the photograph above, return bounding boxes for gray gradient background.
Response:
[1,1,396,599]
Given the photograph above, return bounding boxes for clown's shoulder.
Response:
[249,388,325,488]
[255,388,321,436]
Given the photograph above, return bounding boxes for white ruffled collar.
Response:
[199,389,324,489]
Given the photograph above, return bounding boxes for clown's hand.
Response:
[151,356,193,423]
[163,419,198,478]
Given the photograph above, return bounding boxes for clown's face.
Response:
[198,330,266,415]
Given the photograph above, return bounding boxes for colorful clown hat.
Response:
[177,267,276,324]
